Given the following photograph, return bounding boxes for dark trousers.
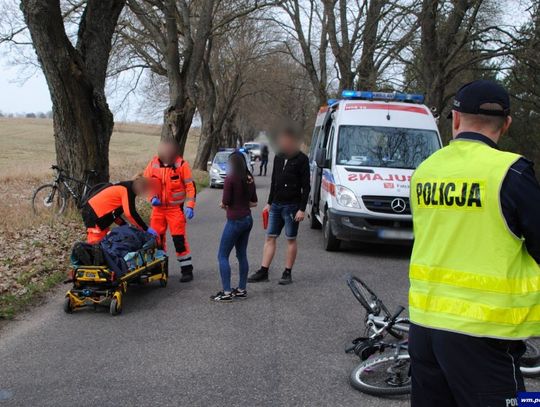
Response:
[259,159,268,176]
[410,324,526,407]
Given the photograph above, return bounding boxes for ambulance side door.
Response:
[318,125,335,212]
[312,110,335,217]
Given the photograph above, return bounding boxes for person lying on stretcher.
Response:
[81,176,158,244]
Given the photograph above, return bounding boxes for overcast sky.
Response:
[0,64,51,115]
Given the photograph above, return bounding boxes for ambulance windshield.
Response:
[336,125,440,169]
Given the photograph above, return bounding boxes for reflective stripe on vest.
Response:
[409,139,540,339]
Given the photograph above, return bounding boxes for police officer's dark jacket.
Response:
[268,151,310,211]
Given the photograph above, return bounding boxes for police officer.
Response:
[409,80,540,407]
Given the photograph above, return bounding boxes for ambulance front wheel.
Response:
[63,296,73,314]
[323,211,341,251]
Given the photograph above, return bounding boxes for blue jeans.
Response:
[217,215,253,292]
[267,203,299,239]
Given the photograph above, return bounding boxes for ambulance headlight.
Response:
[336,186,360,209]
[210,166,220,175]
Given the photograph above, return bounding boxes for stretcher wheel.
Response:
[63,296,73,314]
[159,277,167,288]
[110,298,121,315]
[110,297,122,316]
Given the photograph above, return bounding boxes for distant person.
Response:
[211,152,258,302]
[248,127,310,285]
[409,80,540,406]
[259,144,269,176]
[81,177,157,244]
[143,139,197,283]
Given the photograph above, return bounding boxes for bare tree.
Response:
[193,15,276,169]
[415,0,514,114]
[277,0,329,105]
[124,0,213,153]
[19,0,124,186]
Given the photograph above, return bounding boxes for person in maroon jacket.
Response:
[211,152,258,302]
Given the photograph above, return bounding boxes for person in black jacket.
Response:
[248,127,310,285]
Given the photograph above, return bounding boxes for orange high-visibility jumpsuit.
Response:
[144,156,196,273]
[81,181,148,244]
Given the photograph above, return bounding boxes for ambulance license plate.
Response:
[85,272,96,278]
[378,229,413,240]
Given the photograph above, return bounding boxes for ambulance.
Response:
[307,90,442,250]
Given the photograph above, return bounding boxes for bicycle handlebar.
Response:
[51,165,97,175]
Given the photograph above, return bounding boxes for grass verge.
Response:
[0,172,209,321]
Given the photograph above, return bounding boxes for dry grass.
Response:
[0,117,201,180]
[0,118,206,319]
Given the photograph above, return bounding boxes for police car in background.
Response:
[243,142,263,161]
[208,149,253,188]
[307,90,442,250]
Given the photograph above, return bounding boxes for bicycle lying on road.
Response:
[345,274,540,397]
[32,165,99,216]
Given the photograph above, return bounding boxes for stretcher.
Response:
[64,245,168,316]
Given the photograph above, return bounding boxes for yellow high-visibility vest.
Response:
[409,138,540,339]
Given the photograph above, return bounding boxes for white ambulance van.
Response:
[307,90,442,250]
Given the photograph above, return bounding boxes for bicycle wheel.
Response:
[350,353,411,396]
[32,184,66,216]
[346,275,387,316]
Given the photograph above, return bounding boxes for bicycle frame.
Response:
[53,169,93,204]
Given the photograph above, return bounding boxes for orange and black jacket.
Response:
[81,181,148,231]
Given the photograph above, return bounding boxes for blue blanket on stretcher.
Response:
[99,225,156,276]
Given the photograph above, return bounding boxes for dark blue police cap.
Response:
[448,80,510,118]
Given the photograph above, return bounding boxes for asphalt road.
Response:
[1,162,537,406]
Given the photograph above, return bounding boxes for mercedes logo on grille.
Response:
[391,198,407,213]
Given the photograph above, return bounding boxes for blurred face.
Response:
[133,178,150,196]
[158,141,179,165]
[278,132,299,156]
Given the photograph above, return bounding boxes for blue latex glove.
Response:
[185,207,194,220]
[147,227,159,237]
[151,196,161,206]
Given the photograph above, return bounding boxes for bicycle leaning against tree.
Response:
[31,165,103,216]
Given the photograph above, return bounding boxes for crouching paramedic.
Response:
[144,139,196,283]
[81,177,156,244]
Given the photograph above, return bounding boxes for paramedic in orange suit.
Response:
[81,177,157,244]
[144,139,197,283]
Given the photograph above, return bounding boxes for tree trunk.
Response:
[21,0,124,188]
[193,106,216,171]
[356,0,383,89]
[324,0,354,91]
[160,0,214,155]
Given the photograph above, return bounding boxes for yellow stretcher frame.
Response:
[64,255,168,316]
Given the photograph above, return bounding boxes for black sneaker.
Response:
[278,270,292,285]
[180,270,193,283]
[232,288,248,299]
[210,291,233,302]
[247,268,269,283]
